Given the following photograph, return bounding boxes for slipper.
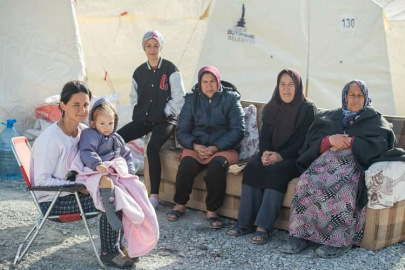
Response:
[100,251,134,269]
[166,210,185,221]
[280,235,309,254]
[206,216,224,229]
[316,244,352,259]
[250,230,270,245]
[122,247,140,263]
[227,224,255,237]
[149,197,159,209]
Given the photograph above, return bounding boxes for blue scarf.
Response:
[341,80,372,130]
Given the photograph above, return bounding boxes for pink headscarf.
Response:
[198,66,221,91]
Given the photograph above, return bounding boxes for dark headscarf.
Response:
[262,69,306,148]
[341,80,372,130]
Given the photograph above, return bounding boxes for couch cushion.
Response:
[239,105,260,160]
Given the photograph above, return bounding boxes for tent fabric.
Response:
[76,0,403,117]
[76,0,212,105]
[374,0,405,20]
[1,0,404,133]
[0,0,86,133]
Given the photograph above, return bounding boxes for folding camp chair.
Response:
[11,136,104,268]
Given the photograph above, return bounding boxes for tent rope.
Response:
[81,17,117,97]
[177,0,213,67]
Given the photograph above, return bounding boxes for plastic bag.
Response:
[126,138,145,175]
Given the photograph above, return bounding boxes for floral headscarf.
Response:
[142,30,164,51]
[341,80,372,129]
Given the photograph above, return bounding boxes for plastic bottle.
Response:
[0,119,22,180]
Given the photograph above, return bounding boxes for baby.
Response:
[80,98,136,230]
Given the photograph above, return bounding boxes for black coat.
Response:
[296,106,405,209]
[242,101,317,192]
[176,81,245,151]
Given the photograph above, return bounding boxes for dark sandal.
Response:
[122,247,140,263]
[206,216,224,229]
[166,210,185,221]
[100,251,134,269]
[227,224,255,237]
[251,230,270,245]
[316,245,352,259]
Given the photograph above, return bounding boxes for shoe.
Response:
[166,210,185,221]
[280,235,309,254]
[227,224,255,237]
[206,216,224,229]
[122,247,140,263]
[316,244,352,259]
[100,251,134,269]
[251,230,270,245]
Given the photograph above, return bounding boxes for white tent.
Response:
[76,0,405,116]
[0,0,86,132]
[1,0,404,133]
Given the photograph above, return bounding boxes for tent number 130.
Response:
[341,18,355,29]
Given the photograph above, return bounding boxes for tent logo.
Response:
[228,4,255,44]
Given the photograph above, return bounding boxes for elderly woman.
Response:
[117,30,185,208]
[227,69,316,244]
[281,80,405,258]
[166,66,245,229]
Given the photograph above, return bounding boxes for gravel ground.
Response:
[1,178,405,270]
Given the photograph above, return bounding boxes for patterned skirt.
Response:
[288,149,366,247]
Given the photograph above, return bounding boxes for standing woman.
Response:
[227,69,316,244]
[117,30,185,208]
[32,81,134,268]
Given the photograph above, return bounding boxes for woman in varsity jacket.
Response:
[118,30,185,209]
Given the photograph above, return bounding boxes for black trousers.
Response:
[39,193,123,254]
[117,121,175,194]
[174,156,229,212]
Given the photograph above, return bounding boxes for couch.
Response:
[144,100,405,251]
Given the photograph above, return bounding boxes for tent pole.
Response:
[305,0,311,98]
[305,78,309,97]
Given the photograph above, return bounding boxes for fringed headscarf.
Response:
[142,30,164,51]
[262,69,306,148]
[341,80,372,130]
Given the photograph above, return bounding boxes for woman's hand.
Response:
[193,144,219,160]
[205,146,219,156]
[193,143,209,160]
[261,151,283,166]
[199,146,219,159]
[329,134,352,151]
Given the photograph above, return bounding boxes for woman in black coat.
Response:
[227,69,316,244]
[166,65,245,229]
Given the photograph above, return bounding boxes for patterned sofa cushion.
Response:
[239,105,260,160]
[366,161,405,209]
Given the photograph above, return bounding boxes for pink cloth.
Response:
[181,149,239,165]
[67,148,159,258]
